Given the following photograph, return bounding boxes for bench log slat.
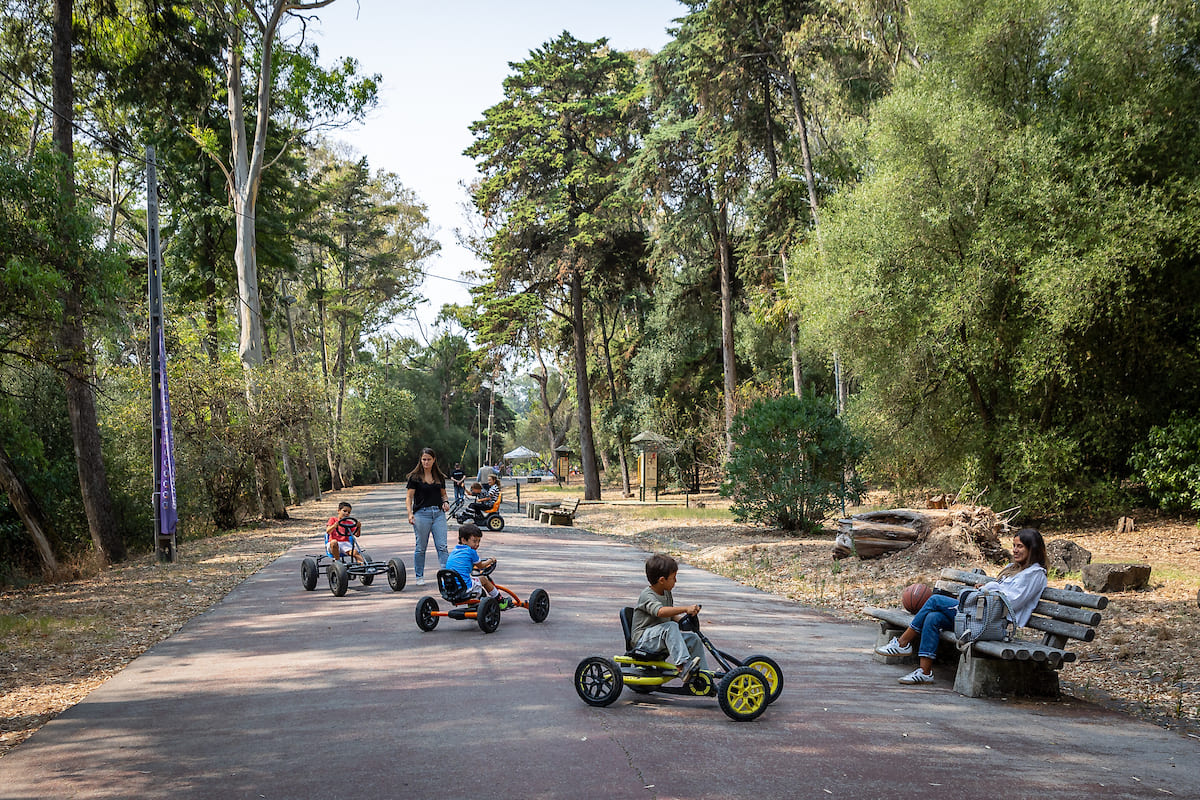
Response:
[864,607,1072,666]
[939,568,1108,610]
[933,581,1101,628]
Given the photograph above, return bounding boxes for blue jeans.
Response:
[636,622,708,670]
[453,483,466,503]
[909,594,958,659]
[412,507,449,579]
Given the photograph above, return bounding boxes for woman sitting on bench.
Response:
[875,527,1047,686]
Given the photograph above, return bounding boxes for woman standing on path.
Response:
[406,447,452,586]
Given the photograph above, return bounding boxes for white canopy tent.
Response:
[503,446,540,460]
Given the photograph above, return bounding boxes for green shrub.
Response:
[721,396,867,532]
[1129,414,1200,512]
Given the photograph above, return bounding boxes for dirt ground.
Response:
[1,485,1199,758]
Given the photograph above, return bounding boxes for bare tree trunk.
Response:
[597,304,631,496]
[0,443,60,576]
[280,444,299,505]
[53,0,123,564]
[570,268,601,500]
[717,200,737,460]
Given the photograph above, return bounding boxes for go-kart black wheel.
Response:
[574,656,624,707]
[387,558,407,592]
[527,588,550,623]
[742,655,783,704]
[415,596,439,631]
[328,561,349,597]
[717,667,769,721]
[476,596,501,633]
[300,557,318,591]
[359,571,375,586]
[486,514,504,531]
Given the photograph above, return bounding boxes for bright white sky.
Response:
[311,0,684,341]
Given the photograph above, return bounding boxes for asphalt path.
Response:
[1,484,1197,800]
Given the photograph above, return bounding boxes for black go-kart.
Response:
[573,607,783,721]
[300,517,407,597]
[415,560,549,633]
[450,496,505,532]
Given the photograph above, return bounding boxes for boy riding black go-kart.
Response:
[450,494,505,531]
[415,560,549,633]
[573,606,783,721]
[299,517,407,597]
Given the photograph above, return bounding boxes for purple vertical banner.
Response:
[158,328,178,536]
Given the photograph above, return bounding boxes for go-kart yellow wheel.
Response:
[717,667,768,721]
[486,514,504,531]
[574,656,623,707]
[686,670,715,697]
[742,655,783,704]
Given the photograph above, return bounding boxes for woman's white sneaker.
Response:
[875,636,913,657]
[898,668,934,685]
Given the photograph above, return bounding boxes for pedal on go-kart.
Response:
[299,516,407,597]
[573,607,783,721]
[415,560,549,633]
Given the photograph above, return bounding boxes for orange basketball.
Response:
[902,582,934,613]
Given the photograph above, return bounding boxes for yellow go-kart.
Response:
[573,607,782,721]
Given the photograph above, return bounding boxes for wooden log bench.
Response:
[540,498,580,526]
[527,501,559,520]
[865,567,1108,698]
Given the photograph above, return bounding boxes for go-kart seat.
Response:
[620,607,665,659]
[485,492,502,515]
[436,569,475,603]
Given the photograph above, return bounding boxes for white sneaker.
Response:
[898,668,934,685]
[875,636,913,657]
[415,577,426,586]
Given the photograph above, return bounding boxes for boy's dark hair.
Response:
[337,501,352,511]
[459,522,482,542]
[645,553,678,585]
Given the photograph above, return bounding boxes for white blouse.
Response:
[980,564,1048,627]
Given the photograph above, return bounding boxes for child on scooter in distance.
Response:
[444,522,513,609]
[630,553,708,684]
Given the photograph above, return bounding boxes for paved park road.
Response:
[1,485,1197,800]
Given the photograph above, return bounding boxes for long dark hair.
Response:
[406,447,447,483]
[999,527,1046,578]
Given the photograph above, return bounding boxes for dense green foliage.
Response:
[722,396,866,532]
[1130,415,1200,513]
[5,0,1200,581]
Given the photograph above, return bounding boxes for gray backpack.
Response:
[954,589,1015,651]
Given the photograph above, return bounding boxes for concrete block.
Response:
[953,652,1060,698]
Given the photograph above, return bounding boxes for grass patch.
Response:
[0,614,112,653]
[622,506,734,522]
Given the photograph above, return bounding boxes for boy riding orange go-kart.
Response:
[414,524,549,633]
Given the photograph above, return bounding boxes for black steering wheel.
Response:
[337,516,360,536]
[473,559,497,577]
[678,605,702,632]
